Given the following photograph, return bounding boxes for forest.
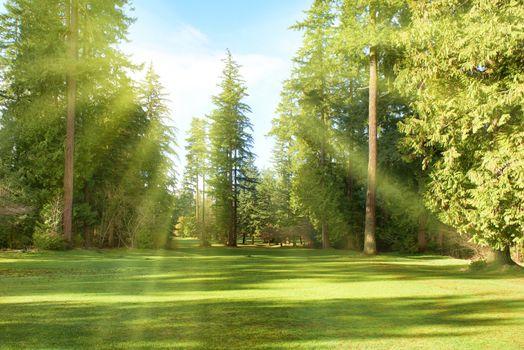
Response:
[1,0,522,265]
[0,1,523,348]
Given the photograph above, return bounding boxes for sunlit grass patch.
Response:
[0,244,523,349]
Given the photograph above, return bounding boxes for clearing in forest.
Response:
[1,240,523,350]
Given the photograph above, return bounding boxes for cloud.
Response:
[125,22,297,172]
[167,24,210,52]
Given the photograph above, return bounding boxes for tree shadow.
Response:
[1,296,523,349]
[1,247,524,349]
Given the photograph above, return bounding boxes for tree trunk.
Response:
[83,183,91,248]
[227,150,237,247]
[494,246,517,266]
[438,226,444,253]
[417,213,427,253]
[232,173,237,247]
[63,0,78,246]
[363,3,378,256]
[201,173,208,247]
[321,221,330,249]
[320,119,329,249]
[195,173,199,235]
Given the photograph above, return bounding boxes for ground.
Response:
[1,240,523,349]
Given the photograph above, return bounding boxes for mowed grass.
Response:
[1,240,523,350]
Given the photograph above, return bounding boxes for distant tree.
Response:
[184,117,210,246]
[63,0,78,244]
[237,160,259,244]
[208,50,254,247]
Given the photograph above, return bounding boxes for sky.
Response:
[122,0,311,171]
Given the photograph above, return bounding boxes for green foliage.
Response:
[175,216,197,238]
[33,195,65,250]
[32,231,65,251]
[397,0,524,252]
[208,50,255,245]
[271,0,429,250]
[0,1,176,249]
[469,259,488,272]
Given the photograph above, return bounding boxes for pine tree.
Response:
[339,0,410,254]
[0,0,176,248]
[63,0,78,244]
[397,0,524,264]
[184,117,209,246]
[273,0,351,248]
[208,50,254,247]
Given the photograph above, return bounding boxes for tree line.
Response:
[0,0,522,265]
[0,0,175,249]
[178,0,523,265]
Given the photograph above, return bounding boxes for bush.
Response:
[33,195,65,250]
[33,230,65,250]
[469,259,488,272]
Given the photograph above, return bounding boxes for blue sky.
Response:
[123,0,311,171]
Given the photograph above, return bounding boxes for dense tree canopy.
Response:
[0,0,521,265]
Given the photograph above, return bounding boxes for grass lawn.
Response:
[1,240,523,349]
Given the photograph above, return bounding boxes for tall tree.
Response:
[0,0,176,249]
[273,0,347,249]
[184,117,209,246]
[363,0,378,255]
[339,0,411,254]
[63,0,78,244]
[208,50,254,247]
[397,0,524,264]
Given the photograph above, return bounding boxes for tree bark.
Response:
[320,113,330,249]
[63,0,78,245]
[364,2,378,255]
[201,173,209,247]
[83,183,91,248]
[321,221,330,249]
[417,213,427,253]
[494,246,517,266]
[227,150,237,247]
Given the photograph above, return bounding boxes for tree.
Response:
[63,0,78,244]
[184,117,209,246]
[338,0,411,254]
[363,0,378,255]
[133,63,176,248]
[0,0,176,249]
[208,50,254,247]
[397,0,524,264]
[273,0,346,249]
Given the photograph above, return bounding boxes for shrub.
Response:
[33,230,65,250]
[33,195,65,250]
[469,259,488,272]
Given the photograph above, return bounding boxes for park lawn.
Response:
[0,240,523,350]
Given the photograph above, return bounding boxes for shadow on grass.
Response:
[1,246,524,349]
[1,245,522,299]
[1,296,523,349]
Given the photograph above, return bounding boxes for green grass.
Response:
[1,240,523,349]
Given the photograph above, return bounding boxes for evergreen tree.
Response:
[0,1,176,248]
[184,117,209,246]
[208,50,254,247]
[397,0,524,264]
[273,0,347,249]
